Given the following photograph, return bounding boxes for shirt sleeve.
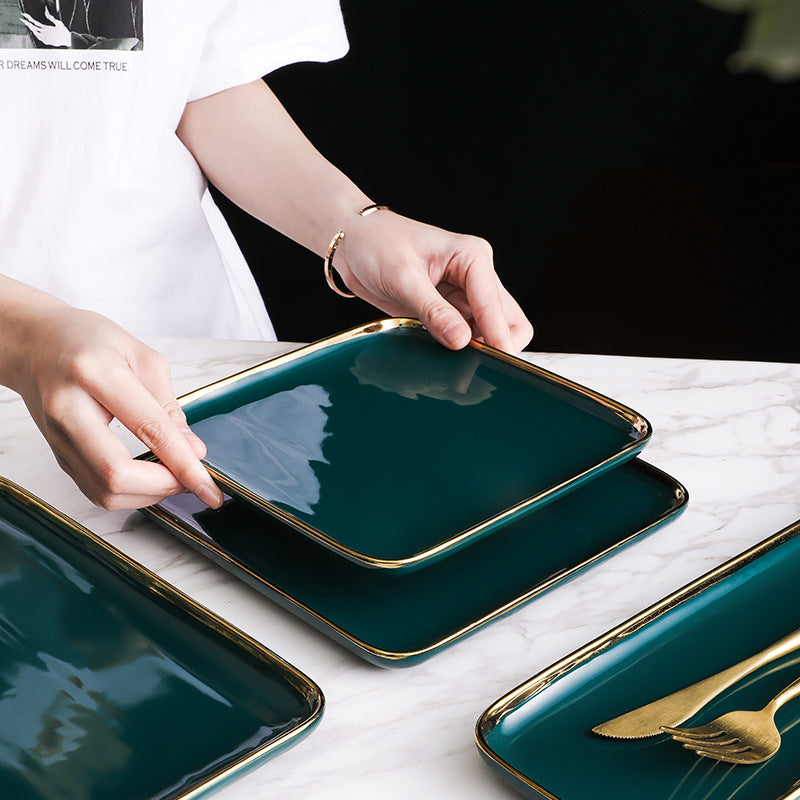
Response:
[188,0,349,101]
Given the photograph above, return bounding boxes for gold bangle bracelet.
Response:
[323,204,391,299]
[323,230,353,298]
[359,203,390,216]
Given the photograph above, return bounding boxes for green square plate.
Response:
[174,318,651,571]
[143,458,685,667]
[476,518,800,800]
[0,478,323,800]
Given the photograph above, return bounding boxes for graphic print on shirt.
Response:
[0,0,142,50]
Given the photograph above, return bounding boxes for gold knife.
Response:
[593,626,800,739]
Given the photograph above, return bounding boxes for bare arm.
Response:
[177,79,532,353]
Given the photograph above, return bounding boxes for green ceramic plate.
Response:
[175,318,651,570]
[476,518,800,800]
[0,478,324,800]
[143,459,685,667]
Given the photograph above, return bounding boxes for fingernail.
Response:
[499,337,516,354]
[442,320,468,349]
[194,483,222,509]
[182,428,207,458]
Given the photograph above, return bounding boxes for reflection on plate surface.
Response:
[180,319,651,569]
[193,383,331,515]
[476,520,800,800]
[146,459,686,667]
[0,479,323,800]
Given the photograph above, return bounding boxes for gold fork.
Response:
[661,675,800,764]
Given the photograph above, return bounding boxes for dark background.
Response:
[211,1,800,362]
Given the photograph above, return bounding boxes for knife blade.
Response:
[592,625,800,739]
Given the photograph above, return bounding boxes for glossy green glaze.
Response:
[148,459,684,667]
[182,322,650,568]
[0,482,323,800]
[477,520,800,800]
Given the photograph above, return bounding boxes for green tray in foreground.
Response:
[0,478,323,800]
[476,517,800,800]
[173,318,651,570]
[144,458,686,668]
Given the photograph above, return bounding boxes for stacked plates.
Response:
[144,318,688,666]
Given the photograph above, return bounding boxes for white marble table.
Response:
[2,336,799,799]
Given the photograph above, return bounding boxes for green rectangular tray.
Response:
[477,518,800,800]
[173,319,651,570]
[144,458,685,667]
[0,478,323,800]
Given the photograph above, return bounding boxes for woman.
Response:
[0,0,532,511]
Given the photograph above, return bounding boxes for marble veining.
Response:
[0,335,799,799]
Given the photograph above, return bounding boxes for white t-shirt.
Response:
[0,1,348,340]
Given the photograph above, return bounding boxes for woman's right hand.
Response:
[0,279,223,510]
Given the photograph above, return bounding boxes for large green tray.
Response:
[144,458,685,667]
[0,478,323,800]
[476,518,800,800]
[175,319,651,570]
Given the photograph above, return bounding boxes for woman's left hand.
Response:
[334,210,533,354]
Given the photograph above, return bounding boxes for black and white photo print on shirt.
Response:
[0,0,142,50]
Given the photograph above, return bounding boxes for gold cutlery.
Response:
[593,626,800,739]
[661,675,800,764]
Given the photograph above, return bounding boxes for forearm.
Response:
[176,79,371,258]
[176,78,533,354]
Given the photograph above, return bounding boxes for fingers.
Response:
[10,297,219,511]
[440,281,534,354]
[130,348,208,459]
[458,260,515,354]
[40,341,223,510]
[392,267,473,350]
[496,282,535,352]
[438,236,533,353]
[417,250,532,353]
[43,386,191,510]
[348,217,532,353]
[85,360,223,509]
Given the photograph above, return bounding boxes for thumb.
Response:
[398,270,472,350]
